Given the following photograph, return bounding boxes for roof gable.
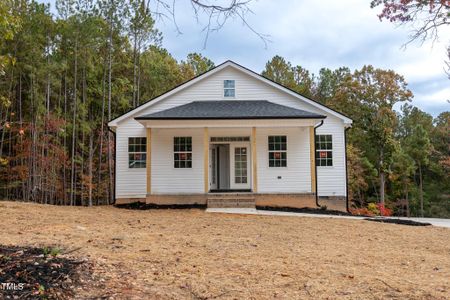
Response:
[108,60,352,127]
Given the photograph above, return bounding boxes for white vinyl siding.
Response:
[115,118,147,198]
[256,127,311,193]
[152,128,204,194]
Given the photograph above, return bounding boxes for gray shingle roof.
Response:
[135,100,326,120]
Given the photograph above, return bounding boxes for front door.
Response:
[230,143,251,190]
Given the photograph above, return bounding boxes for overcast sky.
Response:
[41,0,450,116]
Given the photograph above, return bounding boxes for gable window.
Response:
[268,136,287,167]
[224,80,235,97]
[174,137,192,168]
[315,135,333,166]
[128,137,146,168]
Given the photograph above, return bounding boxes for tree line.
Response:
[0,0,214,206]
[0,0,448,217]
[262,56,449,218]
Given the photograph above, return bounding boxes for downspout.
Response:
[314,120,324,207]
[344,127,350,213]
[107,127,117,205]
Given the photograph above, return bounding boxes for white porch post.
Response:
[203,127,209,193]
[252,127,258,193]
[146,127,152,195]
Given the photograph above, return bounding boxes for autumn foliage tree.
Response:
[370,0,450,43]
[262,55,448,217]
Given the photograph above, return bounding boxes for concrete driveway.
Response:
[206,208,450,229]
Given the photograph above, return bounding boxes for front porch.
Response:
[139,124,319,208]
[129,100,330,209]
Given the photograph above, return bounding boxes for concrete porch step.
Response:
[207,193,255,208]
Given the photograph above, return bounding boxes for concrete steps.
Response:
[207,193,255,208]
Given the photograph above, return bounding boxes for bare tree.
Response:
[371,0,450,45]
[149,0,269,48]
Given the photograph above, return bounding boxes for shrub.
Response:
[377,203,393,216]
[349,207,374,216]
[42,246,61,258]
[367,203,380,215]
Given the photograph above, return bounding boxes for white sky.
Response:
[40,0,450,116]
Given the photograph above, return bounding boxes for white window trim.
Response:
[173,136,193,169]
[223,80,236,98]
[316,134,333,167]
[268,135,287,168]
[128,137,146,169]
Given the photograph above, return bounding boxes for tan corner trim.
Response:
[203,127,209,193]
[309,126,316,193]
[252,127,258,193]
[146,128,152,194]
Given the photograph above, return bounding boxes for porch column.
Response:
[146,128,152,195]
[252,127,258,192]
[309,126,316,194]
[203,127,209,193]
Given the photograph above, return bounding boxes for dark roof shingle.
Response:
[135,100,326,120]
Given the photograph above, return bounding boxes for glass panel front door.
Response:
[230,143,251,189]
[234,147,248,184]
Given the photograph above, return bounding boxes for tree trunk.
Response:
[107,9,114,205]
[379,147,385,205]
[63,72,67,205]
[419,162,424,217]
[406,188,410,217]
[88,133,93,206]
[70,36,78,206]
[379,171,385,205]
[132,31,137,107]
[97,60,107,205]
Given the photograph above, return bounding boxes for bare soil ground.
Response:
[0,201,449,299]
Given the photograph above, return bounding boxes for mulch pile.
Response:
[0,245,90,299]
[115,201,206,210]
[365,218,432,226]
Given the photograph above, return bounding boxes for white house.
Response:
[108,61,352,211]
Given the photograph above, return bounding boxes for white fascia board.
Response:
[135,118,323,128]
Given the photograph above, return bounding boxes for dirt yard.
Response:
[0,201,449,299]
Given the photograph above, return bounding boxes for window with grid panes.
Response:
[174,137,192,168]
[268,136,287,167]
[224,80,235,97]
[128,137,146,168]
[315,135,333,166]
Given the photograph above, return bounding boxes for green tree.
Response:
[182,53,215,76]
[347,144,377,206]
[390,147,415,216]
[262,56,296,89]
[405,124,432,217]
[342,65,413,204]
[262,56,315,96]
[128,0,161,107]
[315,67,351,106]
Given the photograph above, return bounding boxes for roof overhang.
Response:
[135,118,325,129]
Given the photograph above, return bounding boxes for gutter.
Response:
[107,127,117,205]
[344,127,351,213]
[314,120,324,207]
